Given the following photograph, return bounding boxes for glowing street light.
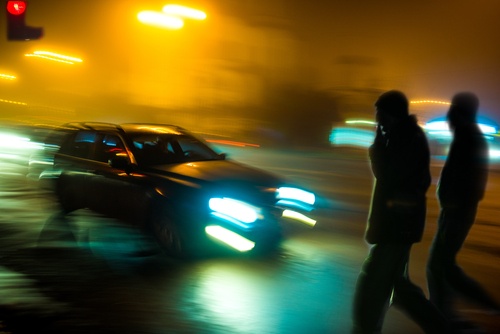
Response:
[410,100,451,106]
[0,98,26,106]
[162,4,206,20]
[0,73,16,81]
[137,10,184,29]
[24,51,83,64]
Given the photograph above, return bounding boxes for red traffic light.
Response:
[5,1,43,41]
[6,1,26,15]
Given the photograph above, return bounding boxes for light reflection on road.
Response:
[176,237,361,334]
[0,134,499,333]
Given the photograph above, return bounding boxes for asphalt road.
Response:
[0,144,499,333]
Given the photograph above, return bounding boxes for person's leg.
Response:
[428,204,500,320]
[427,207,459,315]
[443,205,500,311]
[393,246,449,334]
[352,243,406,333]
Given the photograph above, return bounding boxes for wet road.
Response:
[0,144,499,333]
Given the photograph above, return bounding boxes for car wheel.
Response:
[153,216,184,257]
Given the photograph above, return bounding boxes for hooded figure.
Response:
[437,92,488,206]
[366,90,431,244]
[353,90,448,334]
[427,92,499,324]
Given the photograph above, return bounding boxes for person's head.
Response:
[447,92,479,130]
[374,90,409,132]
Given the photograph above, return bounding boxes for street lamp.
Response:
[137,10,184,29]
[24,51,83,65]
[0,73,16,81]
[138,5,206,29]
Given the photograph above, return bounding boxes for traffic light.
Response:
[6,1,43,41]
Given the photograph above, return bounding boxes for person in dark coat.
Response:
[427,92,500,323]
[352,90,449,334]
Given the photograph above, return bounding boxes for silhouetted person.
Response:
[352,90,449,334]
[427,92,500,324]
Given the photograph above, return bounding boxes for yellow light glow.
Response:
[136,126,181,134]
[205,225,255,252]
[25,51,83,65]
[137,10,184,29]
[0,98,27,106]
[410,100,451,105]
[282,209,317,227]
[0,74,16,80]
[35,51,82,63]
[162,4,207,20]
[345,119,376,126]
[25,54,73,64]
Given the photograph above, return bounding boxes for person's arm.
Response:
[369,125,387,179]
[440,132,489,204]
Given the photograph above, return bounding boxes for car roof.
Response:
[60,122,187,135]
[120,123,186,135]
[61,122,123,132]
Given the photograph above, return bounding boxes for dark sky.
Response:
[2,0,500,120]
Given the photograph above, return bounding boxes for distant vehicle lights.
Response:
[425,116,500,161]
[425,118,498,135]
[330,119,376,148]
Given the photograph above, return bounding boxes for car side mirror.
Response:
[109,155,130,170]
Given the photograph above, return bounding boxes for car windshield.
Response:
[129,133,221,166]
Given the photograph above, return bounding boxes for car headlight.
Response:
[209,197,261,224]
[205,225,255,252]
[277,187,315,206]
[282,209,316,227]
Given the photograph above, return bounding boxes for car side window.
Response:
[134,135,178,165]
[176,136,217,161]
[59,131,97,159]
[94,134,126,163]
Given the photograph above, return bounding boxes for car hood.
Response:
[148,160,284,187]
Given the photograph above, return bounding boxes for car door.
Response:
[55,130,99,211]
[88,132,152,227]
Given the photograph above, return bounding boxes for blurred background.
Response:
[1,1,500,333]
[1,0,500,147]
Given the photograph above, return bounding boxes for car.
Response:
[51,122,316,257]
